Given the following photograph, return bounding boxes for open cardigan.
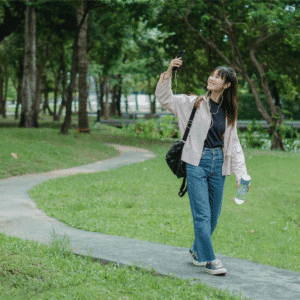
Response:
[155,73,248,182]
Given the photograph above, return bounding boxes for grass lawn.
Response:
[0,122,249,299]
[0,234,245,300]
[30,124,300,273]
[0,124,119,178]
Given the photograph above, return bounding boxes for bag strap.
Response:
[179,106,196,197]
[178,177,187,197]
[182,106,197,142]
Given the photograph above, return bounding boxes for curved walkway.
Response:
[0,144,299,300]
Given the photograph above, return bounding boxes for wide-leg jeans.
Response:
[186,147,226,263]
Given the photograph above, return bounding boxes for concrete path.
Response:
[0,144,299,300]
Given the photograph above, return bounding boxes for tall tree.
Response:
[61,0,96,134]
[0,40,10,118]
[19,3,37,128]
[77,0,90,132]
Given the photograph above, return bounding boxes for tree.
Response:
[0,40,10,118]
[34,0,77,121]
[61,0,96,134]
[3,29,25,119]
[77,0,90,132]
[19,2,37,128]
[87,0,159,119]
[154,0,300,150]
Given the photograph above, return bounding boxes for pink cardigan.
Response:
[155,73,248,182]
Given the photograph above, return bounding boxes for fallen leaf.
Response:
[11,153,18,159]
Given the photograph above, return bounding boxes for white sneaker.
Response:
[189,250,206,267]
[204,259,227,275]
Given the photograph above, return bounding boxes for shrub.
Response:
[279,123,299,139]
[244,120,265,148]
[122,115,180,140]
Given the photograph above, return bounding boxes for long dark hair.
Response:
[195,66,238,127]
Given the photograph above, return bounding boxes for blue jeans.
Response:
[186,147,226,263]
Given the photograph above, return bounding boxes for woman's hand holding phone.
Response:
[160,52,184,85]
[167,57,183,74]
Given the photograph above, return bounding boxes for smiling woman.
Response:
[155,58,250,275]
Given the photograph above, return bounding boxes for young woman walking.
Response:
[155,57,250,276]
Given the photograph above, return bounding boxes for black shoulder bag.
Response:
[165,106,197,197]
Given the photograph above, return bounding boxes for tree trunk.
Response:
[57,44,67,121]
[74,77,79,113]
[103,76,110,119]
[0,66,3,117]
[110,81,118,116]
[43,88,50,115]
[42,75,53,116]
[1,60,9,118]
[150,95,156,115]
[99,76,105,117]
[52,71,61,119]
[94,75,100,121]
[14,77,22,119]
[57,97,65,121]
[61,44,78,134]
[32,62,44,127]
[19,5,36,128]
[115,74,122,117]
[77,0,89,133]
[61,2,91,134]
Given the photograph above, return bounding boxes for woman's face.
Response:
[207,70,227,92]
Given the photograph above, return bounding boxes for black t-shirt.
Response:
[204,99,226,148]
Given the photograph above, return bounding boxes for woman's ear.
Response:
[224,82,231,89]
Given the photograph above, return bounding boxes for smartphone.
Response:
[173,50,185,71]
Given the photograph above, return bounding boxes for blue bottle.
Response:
[235,175,251,204]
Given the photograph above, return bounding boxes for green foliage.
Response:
[281,95,300,120]
[279,123,299,151]
[280,123,296,139]
[244,120,265,149]
[122,115,180,139]
[237,93,271,120]
[152,0,300,146]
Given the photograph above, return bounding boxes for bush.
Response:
[122,115,180,140]
[279,123,299,139]
[244,120,265,148]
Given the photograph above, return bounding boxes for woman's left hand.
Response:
[236,180,250,192]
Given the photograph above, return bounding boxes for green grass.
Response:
[0,126,119,178]
[1,122,298,299]
[0,123,249,299]
[30,125,300,273]
[0,234,247,300]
